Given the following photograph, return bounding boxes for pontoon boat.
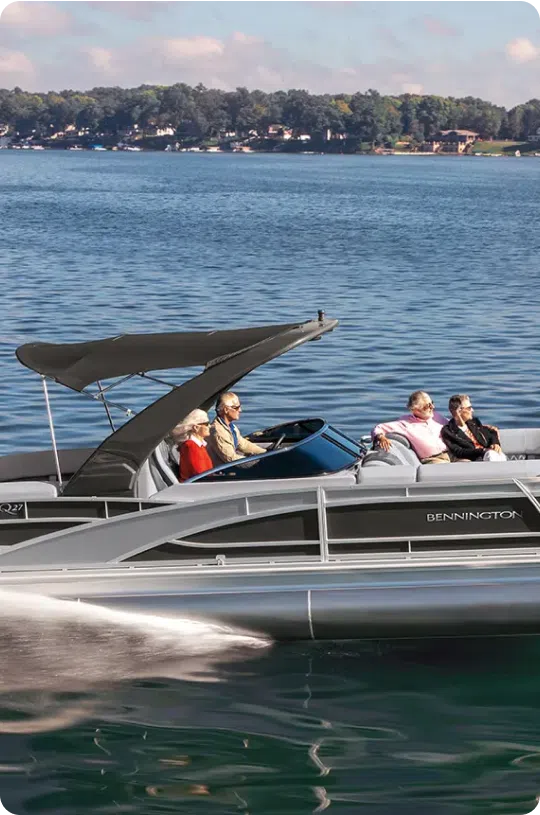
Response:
[1,314,540,640]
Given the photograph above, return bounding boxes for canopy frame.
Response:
[16,315,337,498]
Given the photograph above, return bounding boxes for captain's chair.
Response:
[149,440,179,490]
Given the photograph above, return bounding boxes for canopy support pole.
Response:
[97,380,116,432]
[41,375,62,488]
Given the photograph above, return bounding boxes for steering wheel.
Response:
[269,432,286,451]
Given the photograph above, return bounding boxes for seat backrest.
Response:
[417,458,540,484]
[362,439,421,467]
[143,441,180,497]
[0,481,57,500]
[153,441,179,486]
[499,428,540,458]
[386,432,412,449]
[134,459,161,499]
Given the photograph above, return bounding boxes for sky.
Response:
[0,0,539,108]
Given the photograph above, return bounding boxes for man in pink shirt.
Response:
[372,390,450,464]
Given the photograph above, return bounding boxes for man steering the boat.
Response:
[372,390,451,464]
[207,392,266,466]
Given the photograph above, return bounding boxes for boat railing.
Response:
[2,478,540,570]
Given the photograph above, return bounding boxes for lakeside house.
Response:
[424,129,479,154]
[267,124,293,140]
[528,127,540,143]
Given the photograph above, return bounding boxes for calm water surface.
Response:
[1,151,540,814]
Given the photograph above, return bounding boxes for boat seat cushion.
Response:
[362,439,421,467]
[357,464,418,486]
[499,428,540,458]
[417,459,540,484]
[0,481,57,499]
[386,432,413,449]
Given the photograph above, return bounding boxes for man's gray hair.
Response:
[407,390,429,410]
[448,394,469,415]
[216,391,237,416]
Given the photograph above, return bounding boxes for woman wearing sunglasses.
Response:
[172,409,213,482]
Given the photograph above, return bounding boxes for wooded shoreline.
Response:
[1,84,539,154]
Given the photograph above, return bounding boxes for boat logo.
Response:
[426,510,523,523]
[0,503,23,517]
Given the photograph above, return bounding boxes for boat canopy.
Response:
[16,316,337,497]
[16,323,309,393]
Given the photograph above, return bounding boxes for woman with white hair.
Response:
[171,408,213,482]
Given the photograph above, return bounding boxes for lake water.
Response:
[1,151,540,814]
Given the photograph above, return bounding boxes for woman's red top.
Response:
[178,438,213,482]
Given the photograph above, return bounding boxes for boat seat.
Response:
[499,428,540,459]
[0,481,57,499]
[151,441,179,487]
[417,459,540,484]
[136,441,178,499]
[362,438,421,468]
[357,464,418,486]
[386,432,413,449]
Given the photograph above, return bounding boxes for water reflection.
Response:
[1,638,540,813]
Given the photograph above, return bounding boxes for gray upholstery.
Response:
[362,439,421,468]
[361,450,404,467]
[0,481,57,499]
[499,428,540,458]
[386,432,412,449]
[152,441,179,486]
[417,459,540,484]
[357,465,418,486]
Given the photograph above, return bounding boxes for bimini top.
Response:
[16,323,310,392]
[17,315,337,497]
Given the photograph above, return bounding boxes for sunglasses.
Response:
[197,421,210,426]
[416,402,434,410]
[227,403,242,410]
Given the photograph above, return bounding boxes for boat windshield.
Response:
[188,420,365,483]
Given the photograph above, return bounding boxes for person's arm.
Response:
[371,419,404,452]
[236,432,266,457]
[483,422,502,451]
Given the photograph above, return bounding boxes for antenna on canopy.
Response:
[40,375,62,488]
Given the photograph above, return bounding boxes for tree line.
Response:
[1,83,539,145]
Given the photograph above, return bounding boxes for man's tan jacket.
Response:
[207,418,265,467]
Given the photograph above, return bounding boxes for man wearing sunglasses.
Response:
[372,390,451,464]
[207,392,266,467]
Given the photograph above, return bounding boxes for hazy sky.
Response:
[0,1,539,107]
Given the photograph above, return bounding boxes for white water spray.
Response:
[0,589,271,695]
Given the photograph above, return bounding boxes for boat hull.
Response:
[2,559,540,640]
